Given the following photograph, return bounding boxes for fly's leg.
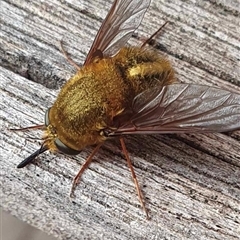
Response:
[141,21,169,48]
[60,40,81,70]
[120,137,149,220]
[70,143,102,197]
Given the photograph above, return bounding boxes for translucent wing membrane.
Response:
[84,0,151,64]
[110,84,240,135]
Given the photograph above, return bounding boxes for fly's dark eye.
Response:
[45,108,51,126]
[54,138,81,155]
[45,108,81,155]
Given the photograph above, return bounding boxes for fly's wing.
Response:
[84,0,151,65]
[109,84,240,135]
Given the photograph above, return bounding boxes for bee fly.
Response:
[15,0,240,219]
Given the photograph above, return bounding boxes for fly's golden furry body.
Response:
[47,47,175,151]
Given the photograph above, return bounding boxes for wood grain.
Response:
[1,0,239,239]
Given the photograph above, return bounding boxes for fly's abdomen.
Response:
[114,47,176,95]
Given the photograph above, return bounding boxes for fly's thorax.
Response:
[47,59,131,151]
[48,98,108,151]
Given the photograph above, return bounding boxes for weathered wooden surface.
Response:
[1,0,240,239]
